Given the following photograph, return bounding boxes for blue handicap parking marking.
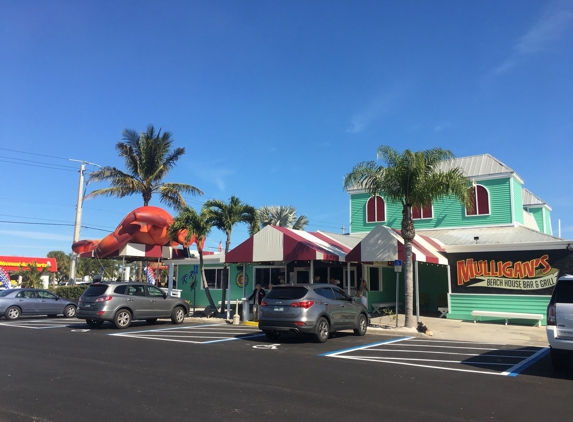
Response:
[108,323,265,344]
[323,337,548,377]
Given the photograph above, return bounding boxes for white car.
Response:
[546,274,573,372]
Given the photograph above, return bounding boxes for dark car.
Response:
[258,283,369,343]
[0,289,77,320]
[77,282,190,329]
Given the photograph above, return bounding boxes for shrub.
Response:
[50,285,89,301]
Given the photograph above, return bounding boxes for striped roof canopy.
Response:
[225,226,352,263]
[345,225,448,265]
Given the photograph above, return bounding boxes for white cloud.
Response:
[495,5,573,73]
[435,121,452,132]
[347,91,400,134]
[0,230,71,241]
[196,165,234,191]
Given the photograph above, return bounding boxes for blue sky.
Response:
[1,0,572,258]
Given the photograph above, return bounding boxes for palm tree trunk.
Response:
[402,204,416,328]
[218,234,232,315]
[403,241,415,328]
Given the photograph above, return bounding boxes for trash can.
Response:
[242,298,250,321]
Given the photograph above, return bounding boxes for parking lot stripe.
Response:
[320,337,413,357]
[203,333,266,344]
[343,357,506,375]
[502,348,550,377]
[362,349,525,359]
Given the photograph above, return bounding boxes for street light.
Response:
[68,159,101,282]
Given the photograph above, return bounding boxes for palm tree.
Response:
[168,206,218,312]
[204,196,259,314]
[258,205,309,230]
[85,125,203,210]
[17,262,50,288]
[343,146,471,328]
[47,250,70,283]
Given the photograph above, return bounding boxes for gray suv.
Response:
[547,274,573,372]
[77,282,189,329]
[259,283,369,343]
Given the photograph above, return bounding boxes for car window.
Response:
[127,285,146,296]
[148,286,164,297]
[16,290,36,299]
[0,290,12,297]
[315,287,336,300]
[554,279,573,304]
[37,291,57,300]
[84,285,109,297]
[265,287,308,300]
[332,287,350,301]
[114,285,127,295]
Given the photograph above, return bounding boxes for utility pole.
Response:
[69,159,100,282]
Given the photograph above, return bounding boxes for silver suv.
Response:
[546,274,573,372]
[259,283,369,343]
[77,282,189,329]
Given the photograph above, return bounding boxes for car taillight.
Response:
[291,301,314,309]
[547,304,556,325]
[261,301,268,307]
[95,296,113,303]
[294,321,306,326]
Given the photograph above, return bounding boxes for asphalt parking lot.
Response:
[0,317,550,378]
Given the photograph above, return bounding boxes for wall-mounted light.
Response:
[474,236,479,244]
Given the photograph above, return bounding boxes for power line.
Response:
[0,157,77,172]
[0,220,112,232]
[0,147,70,161]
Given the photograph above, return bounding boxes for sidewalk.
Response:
[184,311,550,348]
[367,313,549,347]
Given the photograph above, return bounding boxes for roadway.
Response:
[0,318,571,422]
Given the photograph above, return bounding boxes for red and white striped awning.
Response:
[225,226,352,263]
[345,225,448,265]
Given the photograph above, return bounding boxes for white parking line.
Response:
[0,319,82,329]
[323,337,547,376]
[108,323,264,344]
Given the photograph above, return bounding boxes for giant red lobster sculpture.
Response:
[72,206,199,258]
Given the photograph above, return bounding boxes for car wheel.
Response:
[353,314,368,336]
[171,306,185,324]
[264,330,281,341]
[64,305,77,318]
[314,317,330,343]
[113,309,132,329]
[146,318,158,325]
[86,319,103,328]
[550,348,571,372]
[5,306,21,321]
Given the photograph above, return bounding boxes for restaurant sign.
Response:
[448,249,572,295]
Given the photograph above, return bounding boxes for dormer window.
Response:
[412,203,433,219]
[466,185,490,216]
[366,196,385,223]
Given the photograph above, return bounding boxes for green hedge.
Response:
[50,285,89,301]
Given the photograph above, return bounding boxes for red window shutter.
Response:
[476,186,489,215]
[467,187,477,215]
[412,206,421,219]
[376,196,385,221]
[367,198,375,222]
[422,203,433,218]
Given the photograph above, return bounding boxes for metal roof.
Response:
[438,154,522,182]
[522,187,550,208]
[417,225,563,247]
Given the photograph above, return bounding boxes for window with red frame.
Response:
[366,196,385,223]
[466,185,489,216]
[412,203,433,219]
